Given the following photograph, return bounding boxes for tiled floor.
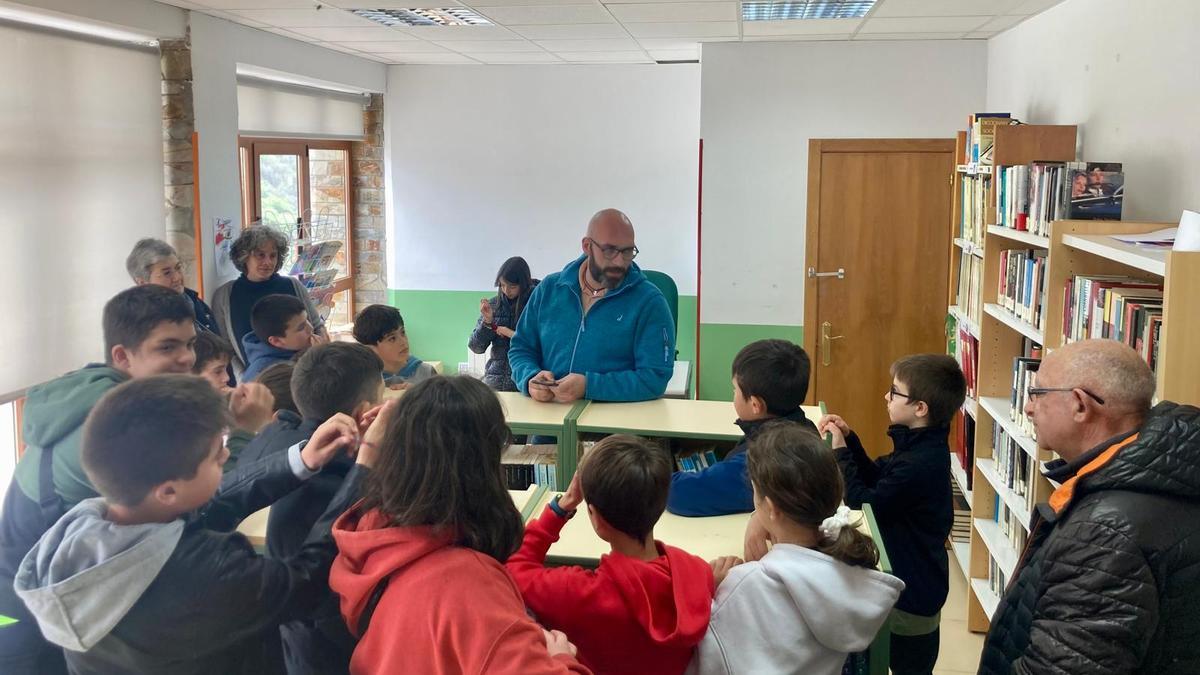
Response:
[930,562,985,675]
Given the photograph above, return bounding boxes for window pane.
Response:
[0,401,18,516]
[308,148,350,280]
[258,153,301,228]
[327,288,353,333]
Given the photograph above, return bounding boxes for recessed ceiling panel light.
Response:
[742,0,876,22]
[352,8,493,27]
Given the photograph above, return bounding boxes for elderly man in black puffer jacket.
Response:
[979,339,1200,675]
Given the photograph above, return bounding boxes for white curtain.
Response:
[237,78,365,140]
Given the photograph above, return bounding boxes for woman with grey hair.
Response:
[210,226,328,375]
[126,238,221,336]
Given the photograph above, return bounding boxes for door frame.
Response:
[803,138,957,405]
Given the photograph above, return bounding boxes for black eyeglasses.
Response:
[887,385,916,403]
[1028,387,1106,405]
[586,238,639,261]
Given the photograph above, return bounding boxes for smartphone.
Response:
[531,378,559,388]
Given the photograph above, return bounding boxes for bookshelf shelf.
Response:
[974,518,1019,579]
[978,397,1043,462]
[970,579,1001,620]
[1061,233,1167,276]
[949,305,981,338]
[987,225,1050,249]
[983,303,1044,344]
[951,540,971,580]
[951,453,973,503]
[976,459,1033,531]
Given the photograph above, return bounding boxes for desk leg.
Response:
[556,401,589,490]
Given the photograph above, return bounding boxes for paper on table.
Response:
[1110,227,1177,246]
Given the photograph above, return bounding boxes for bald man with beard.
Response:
[508,208,675,403]
[979,339,1200,675]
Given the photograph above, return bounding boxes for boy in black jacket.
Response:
[13,374,388,675]
[819,354,965,675]
[235,341,385,674]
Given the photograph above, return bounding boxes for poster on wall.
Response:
[214,218,235,278]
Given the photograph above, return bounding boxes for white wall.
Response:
[385,64,701,294]
[700,40,988,326]
[190,13,387,293]
[987,0,1200,222]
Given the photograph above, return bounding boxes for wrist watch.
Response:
[548,494,575,519]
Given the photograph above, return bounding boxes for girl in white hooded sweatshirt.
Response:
[687,422,905,675]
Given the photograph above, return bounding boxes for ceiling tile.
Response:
[258,25,319,40]
[199,9,269,26]
[387,52,482,63]
[646,47,698,60]
[327,40,425,51]
[858,16,991,33]
[1005,0,1066,15]
[608,2,737,23]
[534,37,641,50]
[742,17,859,36]
[605,0,728,3]
[227,8,379,27]
[743,34,851,41]
[470,0,595,5]
[854,32,967,39]
[636,36,731,49]
[963,30,996,38]
[402,25,519,40]
[432,39,544,52]
[624,21,737,38]
[871,0,1023,17]
[326,1,465,7]
[555,50,652,62]
[354,42,454,54]
[191,0,327,9]
[478,5,614,25]
[976,14,1026,31]
[510,23,630,38]
[473,52,564,63]
[288,25,416,40]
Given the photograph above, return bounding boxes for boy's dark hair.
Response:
[251,294,306,341]
[352,304,404,345]
[361,376,523,562]
[82,375,230,507]
[191,331,235,372]
[102,285,195,364]
[891,354,967,427]
[291,342,383,420]
[258,362,299,415]
[579,435,671,543]
[731,339,811,415]
[748,422,879,569]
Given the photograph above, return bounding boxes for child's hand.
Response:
[309,332,329,348]
[558,472,583,512]
[388,382,408,391]
[356,399,398,469]
[817,414,850,450]
[710,556,743,588]
[543,629,578,659]
[743,511,773,562]
[229,383,275,434]
[300,413,358,471]
[496,326,516,339]
[480,299,494,324]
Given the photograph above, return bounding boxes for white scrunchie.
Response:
[819,505,853,542]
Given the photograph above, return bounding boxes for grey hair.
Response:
[125,238,178,283]
[1056,339,1156,414]
[230,227,289,275]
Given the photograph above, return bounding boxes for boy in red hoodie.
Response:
[507,434,722,675]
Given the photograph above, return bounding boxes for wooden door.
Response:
[804,139,955,457]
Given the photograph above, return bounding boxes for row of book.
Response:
[987,556,1009,599]
[957,325,980,400]
[960,173,989,248]
[676,449,720,473]
[501,444,558,490]
[956,254,984,326]
[952,409,976,491]
[997,248,1048,330]
[992,423,1037,516]
[996,502,1028,557]
[996,161,1125,237]
[1011,349,1042,442]
[964,113,1019,166]
[1063,275,1164,370]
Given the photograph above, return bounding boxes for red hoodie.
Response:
[506,506,714,675]
[330,505,592,675]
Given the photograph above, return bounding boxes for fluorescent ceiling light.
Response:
[0,1,158,46]
[742,0,876,22]
[352,8,492,27]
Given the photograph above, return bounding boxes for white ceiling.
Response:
[156,0,1065,65]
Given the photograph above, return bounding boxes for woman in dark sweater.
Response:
[469,257,538,391]
[125,238,220,336]
[211,227,327,376]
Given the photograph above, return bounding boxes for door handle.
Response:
[821,321,844,367]
[808,267,845,280]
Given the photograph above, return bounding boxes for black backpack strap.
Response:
[36,446,65,526]
[355,574,393,639]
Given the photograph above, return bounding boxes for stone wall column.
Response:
[350,93,387,310]
[160,36,198,290]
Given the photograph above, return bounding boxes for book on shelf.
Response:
[995,502,1028,557]
[675,449,719,473]
[957,325,979,400]
[1062,275,1164,370]
[988,555,1008,596]
[957,254,984,325]
[992,423,1037,514]
[997,161,1126,236]
[950,484,971,545]
[960,173,988,248]
[953,409,976,489]
[1068,162,1124,221]
[965,113,1017,166]
[1011,351,1041,442]
[997,249,1048,330]
[501,443,557,490]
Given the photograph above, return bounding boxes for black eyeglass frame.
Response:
[887,385,917,403]
[585,237,639,261]
[1027,386,1106,405]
